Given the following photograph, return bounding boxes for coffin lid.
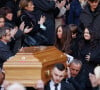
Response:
[4,46,67,67]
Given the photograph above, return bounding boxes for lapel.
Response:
[61,82,63,90]
[45,80,66,90]
[44,80,50,90]
[60,81,67,90]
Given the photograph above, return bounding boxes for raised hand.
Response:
[56,0,66,9]
[10,26,18,38]
[19,21,25,31]
[85,53,91,61]
[24,26,33,34]
[67,67,71,78]
[89,73,98,87]
[38,16,46,25]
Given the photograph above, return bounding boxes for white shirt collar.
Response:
[50,80,61,90]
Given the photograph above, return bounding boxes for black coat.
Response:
[8,30,24,54]
[78,39,100,90]
[78,40,100,73]
[70,37,81,59]
[44,80,75,90]
[0,41,14,68]
[32,0,60,45]
[67,69,87,90]
[19,10,49,46]
[68,0,82,25]
[19,10,40,35]
[0,0,6,8]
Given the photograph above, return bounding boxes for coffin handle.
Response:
[45,70,50,77]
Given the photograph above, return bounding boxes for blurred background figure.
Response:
[6,82,26,90]
[68,0,87,25]
[0,68,5,90]
[55,0,66,28]
[64,0,72,25]
[5,0,20,24]
[89,66,100,90]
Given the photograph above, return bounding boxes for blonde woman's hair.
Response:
[19,0,32,9]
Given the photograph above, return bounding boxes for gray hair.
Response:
[70,59,82,66]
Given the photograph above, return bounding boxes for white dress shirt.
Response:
[50,80,61,90]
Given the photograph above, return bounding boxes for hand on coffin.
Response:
[19,47,23,52]
[7,56,14,61]
[2,80,11,89]
[0,69,5,85]
[66,67,71,78]
[35,80,44,90]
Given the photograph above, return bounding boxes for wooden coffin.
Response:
[3,46,67,86]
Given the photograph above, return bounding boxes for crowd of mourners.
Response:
[0,0,100,90]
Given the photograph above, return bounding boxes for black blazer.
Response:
[0,37,21,68]
[44,80,75,90]
[0,41,13,68]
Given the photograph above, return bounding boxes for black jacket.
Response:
[44,80,75,90]
[0,41,14,68]
[77,39,100,89]
[19,10,40,35]
[19,10,49,46]
[67,69,87,90]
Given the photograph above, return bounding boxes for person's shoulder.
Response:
[0,41,5,46]
[44,80,51,87]
[0,41,7,52]
[96,4,100,12]
[61,80,75,90]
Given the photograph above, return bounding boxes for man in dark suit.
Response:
[0,27,19,69]
[67,59,87,90]
[44,63,75,90]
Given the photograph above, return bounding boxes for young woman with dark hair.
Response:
[78,27,100,90]
[55,25,72,54]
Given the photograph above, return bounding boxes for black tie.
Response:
[54,83,58,90]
